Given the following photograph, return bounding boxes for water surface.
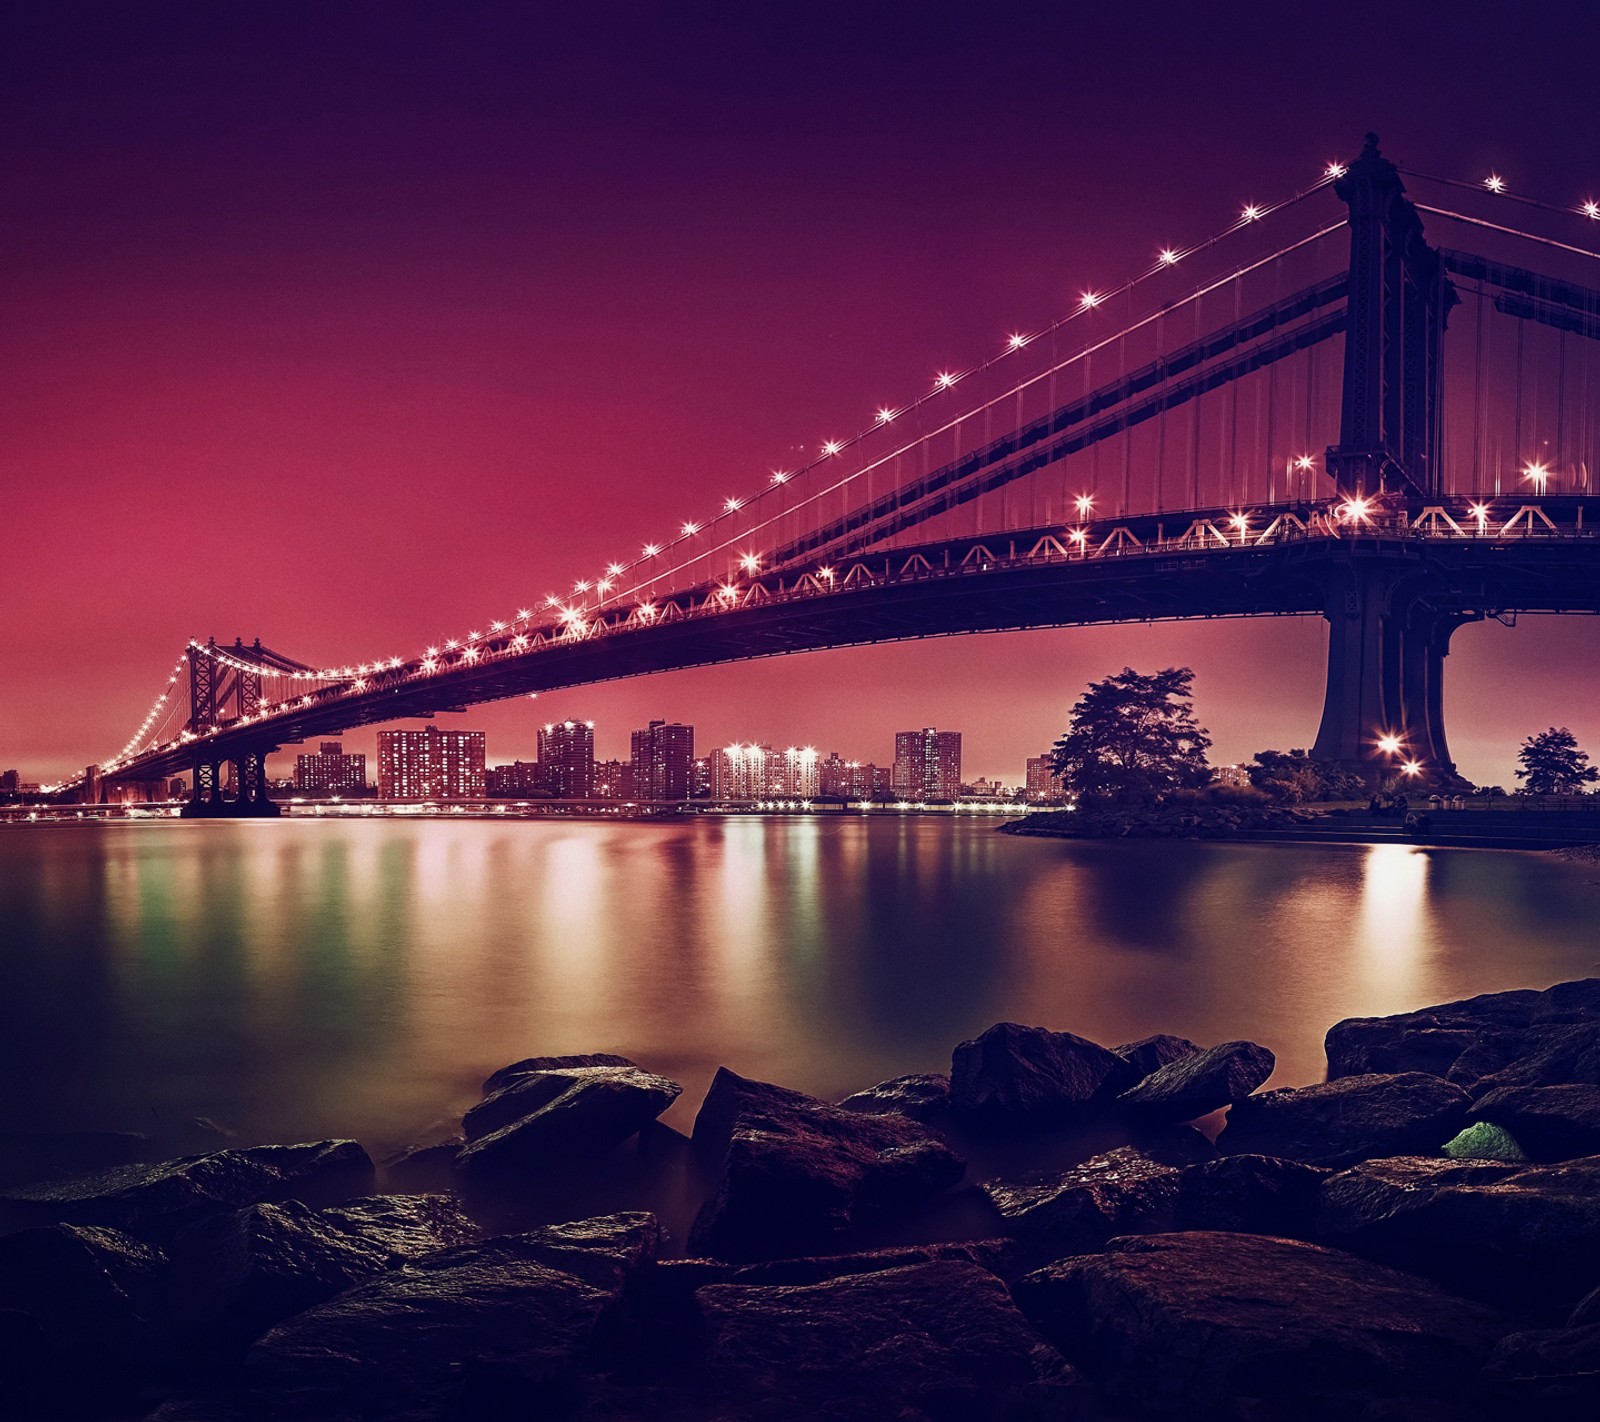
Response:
[1,817,1595,1152]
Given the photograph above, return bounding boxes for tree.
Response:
[1248,748,1369,804]
[1048,667,1212,801]
[1515,727,1598,796]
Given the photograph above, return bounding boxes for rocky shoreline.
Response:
[4,984,1600,1418]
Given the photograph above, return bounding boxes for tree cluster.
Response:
[1047,667,1212,803]
[1515,727,1598,796]
[1246,748,1368,805]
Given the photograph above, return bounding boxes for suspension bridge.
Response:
[64,136,1600,814]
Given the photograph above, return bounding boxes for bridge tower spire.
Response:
[1326,133,1455,499]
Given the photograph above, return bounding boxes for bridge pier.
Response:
[181,754,279,817]
[1310,557,1473,784]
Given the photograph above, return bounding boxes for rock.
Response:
[456,1066,682,1180]
[724,1238,1019,1288]
[688,1069,964,1261]
[1175,1154,1329,1238]
[482,1051,637,1095]
[1470,1032,1600,1099]
[981,1147,1181,1256]
[949,1022,1138,1124]
[1484,1323,1600,1411]
[1471,1085,1600,1162]
[0,1224,169,1407]
[0,1140,374,1238]
[697,1260,1074,1419]
[1113,1033,1202,1079]
[0,1129,157,1188]
[1219,1072,1470,1167]
[242,1213,659,1420]
[1318,1154,1600,1310]
[1015,1230,1510,1413]
[170,1193,478,1347]
[837,1072,951,1125]
[1572,1285,1600,1328]
[1117,1039,1275,1120]
[379,1138,462,1191]
[1442,1121,1528,1162]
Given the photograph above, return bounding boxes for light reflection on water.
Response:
[0,818,1595,1153]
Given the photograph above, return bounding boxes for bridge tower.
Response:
[180,637,281,817]
[1309,136,1467,784]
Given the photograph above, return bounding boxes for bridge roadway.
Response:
[110,494,1600,786]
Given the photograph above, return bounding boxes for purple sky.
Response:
[4,1,1597,785]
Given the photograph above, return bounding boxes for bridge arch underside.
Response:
[114,533,1598,795]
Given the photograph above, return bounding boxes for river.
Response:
[1,816,1595,1154]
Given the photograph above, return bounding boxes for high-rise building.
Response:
[691,757,712,799]
[1026,756,1065,801]
[777,746,820,798]
[294,741,367,796]
[710,743,773,801]
[377,728,486,800]
[594,759,633,799]
[893,728,962,800]
[818,754,890,800]
[630,720,695,801]
[486,761,545,797]
[0,769,19,793]
[538,720,595,799]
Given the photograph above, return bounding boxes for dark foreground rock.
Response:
[162,1214,662,1422]
[1219,1071,1470,1166]
[457,1062,682,1181]
[837,1072,951,1125]
[0,1140,374,1238]
[1485,1323,1600,1413]
[697,1260,1075,1420]
[949,1022,1138,1125]
[1015,1230,1510,1413]
[1318,1154,1600,1311]
[0,1129,157,1188]
[689,1069,964,1261]
[1113,1033,1202,1079]
[1117,1039,1275,1121]
[1470,1084,1600,1161]
[1175,1154,1329,1238]
[1467,1023,1600,1099]
[981,1147,1183,1258]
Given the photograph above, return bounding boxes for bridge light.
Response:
[1241,203,1261,222]
[606,564,624,579]
[1584,200,1600,220]
[597,578,613,594]
[1325,161,1347,179]
[935,372,956,389]
[771,471,789,483]
[1401,759,1423,777]
[819,566,835,582]
[1008,333,1028,350]
[1522,461,1550,491]
[574,580,591,593]
[822,441,842,456]
[1075,493,1095,516]
[681,521,700,536]
[1068,527,1088,544]
[725,496,742,511]
[638,602,657,621]
[1469,502,1491,527]
[1294,454,1316,472]
[1485,174,1506,193]
[1079,291,1102,310]
[490,620,506,632]
[1158,248,1179,265]
[1340,496,1373,523]
[1376,733,1403,755]
[740,553,760,572]
[877,407,895,423]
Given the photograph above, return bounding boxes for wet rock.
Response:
[0,1140,374,1238]
[1175,1154,1329,1238]
[1442,1120,1528,1162]
[949,1022,1138,1125]
[0,1129,157,1188]
[1469,1027,1600,1099]
[688,1069,964,1261]
[1113,1033,1202,1079]
[1117,1039,1275,1121]
[1015,1230,1510,1413]
[482,1051,637,1095]
[1317,1154,1600,1310]
[457,1066,682,1180]
[726,1238,1019,1287]
[0,1223,170,1406]
[1219,1072,1470,1167]
[1325,987,1541,1079]
[1470,1084,1600,1162]
[1571,1285,1600,1328]
[379,1137,461,1191]
[1484,1323,1600,1412]
[241,1213,659,1420]
[170,1193,478,1348]
[837,1072,951,1125]
[981,1147,1181,1256]
[697,1260,1074,1419]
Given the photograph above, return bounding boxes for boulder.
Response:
[0,1224,169,1407]
[1442,1121,1528,1162]
[837,1072,951,1125]
[1014,1230,1510,1413]
[1117,1039,1275,1120]
[481,1051,637,1096]
[170,1193,478,1347]
[1484,1323,1600,1411]
[981,1147,1182,1256]
[688,1069,964,1261]
[1470,1084,1600,1161]
[1219,1072,1470,1167]
[724,1238,1019,1288]
[1572,1285,1600,1328]
[697,1260,1074,1419]
[0,1129,157,1188]
[1468,1027,1600,1099]
[0,1140,374,1238]
[949,1022,1138,1124]
[241,1213,660,1420]
[1113,1033,1202,1079]
[1175,1154,1329,1238]
[456,1066,681,1180]
[379,1138,461,1191]
[1317,1154,1600,1310]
